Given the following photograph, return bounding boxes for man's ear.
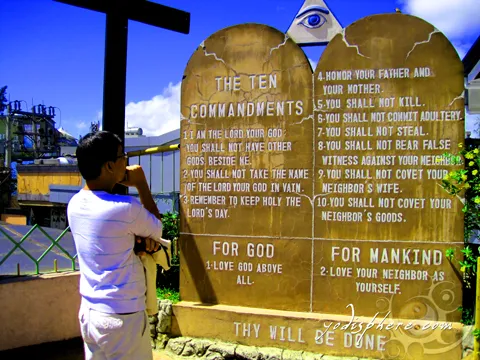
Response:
[105,161,115,174]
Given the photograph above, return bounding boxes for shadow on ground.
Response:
[0,338,84,360]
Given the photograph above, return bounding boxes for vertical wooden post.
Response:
[102,11,128,148]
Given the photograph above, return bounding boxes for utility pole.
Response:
[5,103,11,168]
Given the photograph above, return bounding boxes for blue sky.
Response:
[1,0,479,138]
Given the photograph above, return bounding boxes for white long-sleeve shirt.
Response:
[67,190,163,314]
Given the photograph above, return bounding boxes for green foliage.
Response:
[441,143,480,324]
[156,211,180,294]
[161,211,179,240]
[156,287,180,303]
[161,211,179,265]
[458,306,475,325]
[460,246,477,275]
[441,146,480,241]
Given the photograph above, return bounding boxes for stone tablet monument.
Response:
[311,14,465,321]
[179,23,314,310]
[177,13,465,360]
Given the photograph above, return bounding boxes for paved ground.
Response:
[153,350,174,360]
[0,338,174,360]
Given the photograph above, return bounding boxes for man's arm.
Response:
[120,165,163,253]
[121,164,162,221]
[135,182,164,254]
[136,181,162,222]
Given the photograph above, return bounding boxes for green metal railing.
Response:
[0,224,77,275]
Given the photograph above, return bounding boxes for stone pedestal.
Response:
[170,302,463,360]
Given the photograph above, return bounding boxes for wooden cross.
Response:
[53,0,190,145]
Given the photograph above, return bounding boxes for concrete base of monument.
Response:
[165,301,464,360]
[156,337,377,359]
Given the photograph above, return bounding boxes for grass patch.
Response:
[156,287,180,303]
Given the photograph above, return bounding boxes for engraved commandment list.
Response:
[179,15,465,322]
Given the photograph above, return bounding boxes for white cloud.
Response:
[399,0,480,40]
[399,0,480,59]
[308,58,317,71]
[399,0,479,136]
[125,82,181,136]
[76,121,87,130]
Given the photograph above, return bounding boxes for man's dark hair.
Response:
[76,131,122,181]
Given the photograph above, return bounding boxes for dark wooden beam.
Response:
[102,11,128,147]
[53,0,190,34]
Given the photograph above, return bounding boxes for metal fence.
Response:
[0,144,180,276]
[0,223,76,275]
[127,144,180,214]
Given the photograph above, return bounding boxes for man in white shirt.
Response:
[67,131,163,360]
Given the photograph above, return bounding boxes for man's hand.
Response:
[119,165,148,188]
[134,236,160,256]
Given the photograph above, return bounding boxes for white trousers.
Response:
[79,306,153,360]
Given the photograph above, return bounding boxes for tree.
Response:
[0,86,7,114]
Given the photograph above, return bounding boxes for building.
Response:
[464,35,480,115]
[11,129,180,229]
